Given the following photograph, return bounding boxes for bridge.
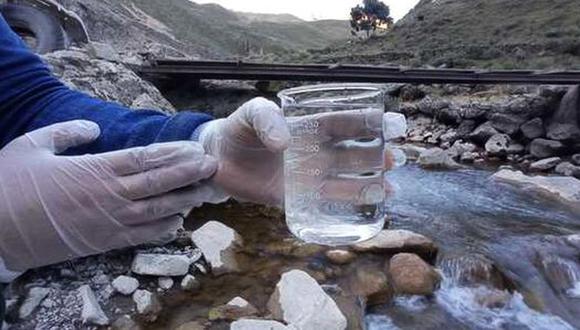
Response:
[134,59,580,85]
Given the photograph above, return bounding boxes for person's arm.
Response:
[0,14,212,154]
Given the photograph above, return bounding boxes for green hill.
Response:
[302,0,580,69]
[58,0,348,59]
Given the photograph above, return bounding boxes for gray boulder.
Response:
[547,86,580,141]
[529,157,562,172]
[530,139,566,158]
[521,118,545,140]
[418,148,462,170]
[493,170,580,207]
[469,122,499,145]
[43,49,175,114]
[572,154,580,166]
[485,134,511,155]
[555,162,580,177]
[489,113,526,135]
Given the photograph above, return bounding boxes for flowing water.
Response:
[368,165,580,330]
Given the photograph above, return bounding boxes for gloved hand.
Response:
[198,97,394,207]
[0,120,217,272]
[198,97,291,206]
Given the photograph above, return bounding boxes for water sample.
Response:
[279,84,386,246]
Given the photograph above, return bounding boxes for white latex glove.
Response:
[0,120,217,272]
[198,97,291,206]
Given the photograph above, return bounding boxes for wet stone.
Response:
[493,170,580,206]
[353,229,438,261]
[325,250,357,265]
[418,148,462,170]
[111,315,142,330]
[349,265,390,305]
[208,297,258,321]
[389,253,441,296]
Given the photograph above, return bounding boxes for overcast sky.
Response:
[192,0,420,21]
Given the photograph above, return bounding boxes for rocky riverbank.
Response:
[391,83,580,178]
[4,38,580,329]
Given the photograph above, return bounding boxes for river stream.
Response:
[368,166,580,330]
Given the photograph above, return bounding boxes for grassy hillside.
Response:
[301,0,580,69]
[122,0,349,58]
[58,0,348,59]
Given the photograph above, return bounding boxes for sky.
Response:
[192,0,420,22]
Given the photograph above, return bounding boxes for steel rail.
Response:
[134,60,580,85]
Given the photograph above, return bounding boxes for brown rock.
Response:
[389,253,441,296]
[326,250,357,265]
[349,265,390,305]
[354,230,438,261]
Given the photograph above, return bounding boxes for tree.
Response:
[350,0,393,38]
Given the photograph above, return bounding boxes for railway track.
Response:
[135,59,580,85]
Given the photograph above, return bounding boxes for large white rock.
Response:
[267,270,347,330]
[492,170,580,207]
[131,254,191,276]
[79,285,109,326]
[19,287,50,319]
[133,290,162,322]
[384,112,408,141]
[230,319,291,330]
[112,275,139,296]
[191,221,243,276]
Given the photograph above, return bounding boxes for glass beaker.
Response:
[279,84,386,246]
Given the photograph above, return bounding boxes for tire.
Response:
[0,3,66,54]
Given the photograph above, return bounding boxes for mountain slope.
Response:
[58,0,348,59]
[304,0,580,69]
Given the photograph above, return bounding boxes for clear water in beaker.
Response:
[279,84,386,246]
